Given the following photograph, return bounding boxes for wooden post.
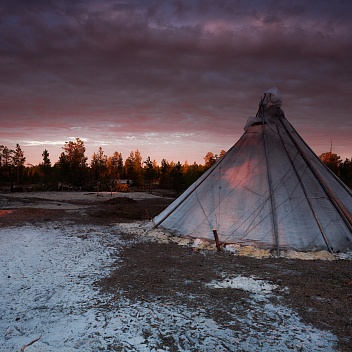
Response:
[212,228,221,252]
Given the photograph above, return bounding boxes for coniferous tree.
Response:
[40,149,52,187]
[1,146,13,181]
[55,152,70,185]
[159,158,171,188]
[91,147,107,183]
[107,152,123,179]
[339,158,352,188]
[42,149,51,167]
[170,161,183,191]
[0,144,3,168]
[13,144,26,184]
[144,156,158,192]
[0,145,4,181]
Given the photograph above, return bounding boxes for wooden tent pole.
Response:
[276,121,333,253]
[260,96,280,256]
[279,117,352,239]
[212,228,222,251]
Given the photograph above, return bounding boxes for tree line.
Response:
[0,140,351,192]
[0,139,225,192]
[318,152,352,189]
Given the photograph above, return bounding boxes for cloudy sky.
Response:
[1,0,352,166]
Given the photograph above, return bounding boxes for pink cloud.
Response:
[0,0,351,166]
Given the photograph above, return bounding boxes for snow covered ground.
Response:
[0,221,340,351]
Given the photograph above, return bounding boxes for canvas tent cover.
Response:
[153,89,352,254]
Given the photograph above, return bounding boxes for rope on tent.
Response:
[212,152,272,241]
[275,120,333,253]
[217,130,286,245]
[191,162,227,235]
[238,199,272,239]
[186,148,272,243]
[191,141,270,240]
[152,173,212,228]
[218,107,312,249]
[186,190,217,239]
[233,181,304,242]
[221,180,276,244]
[217,164,222,231]
[194,187,213,228]
[279,116,352,242]
[304,221,334,252]
[153,146,232,228]
[209,163,217,230]
[213,138,305,247]
[283,117,352,198]
[260,94,280,256]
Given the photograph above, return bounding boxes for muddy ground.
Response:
[1,191,351,351]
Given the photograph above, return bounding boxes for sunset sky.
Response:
[1,0,352,166]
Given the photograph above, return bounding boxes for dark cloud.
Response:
[1,0,352,164]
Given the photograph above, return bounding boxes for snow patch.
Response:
[336,252,352,260]
[207,275,279,295]
[224,244,272,258]
[120,221,351,261]
[282,249,335,261]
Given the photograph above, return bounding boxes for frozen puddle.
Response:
[0,224,338,351]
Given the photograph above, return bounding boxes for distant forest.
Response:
[1,139,351,192]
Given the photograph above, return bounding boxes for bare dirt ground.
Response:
[1,191,351,351]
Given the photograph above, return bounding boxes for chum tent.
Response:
[153,88,352,255]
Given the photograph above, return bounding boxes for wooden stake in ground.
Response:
[212,228,222,252]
